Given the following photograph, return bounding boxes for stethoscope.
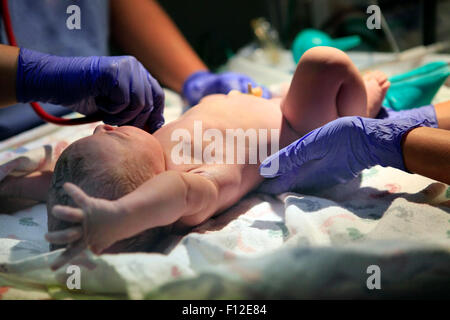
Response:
[1,0,101,125]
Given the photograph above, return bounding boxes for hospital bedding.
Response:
[1,85,450,300]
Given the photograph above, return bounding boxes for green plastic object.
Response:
[292,29,361,63]
[383,61,450,111]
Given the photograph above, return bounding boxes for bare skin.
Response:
[40,47,396,261]
[402,127,450,184]
[1,47,387,203]
[402,99,450,185]
[0,48,404,268]
[434,100,450,129]
[0,44,19,107]
[110,0,208,93]
[363,70,391,118]
[0,0,207,108]
[398,100,450,184]
[281,47,389,136]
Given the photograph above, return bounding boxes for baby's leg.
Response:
[281,47,388,136]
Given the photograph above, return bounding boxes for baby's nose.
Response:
[94,124,115,134]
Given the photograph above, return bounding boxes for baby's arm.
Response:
[0,152,54,211]
[0,171,53,213]
[46,165,248,269]
[115,169,223,236]
[115,165,246,234]
[0,145,58,204]
[47,166,241,263]
[0,171,53,202]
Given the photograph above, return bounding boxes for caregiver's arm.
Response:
[0,44,165,130]
[259,102,450,194]
[434,100,450,129]
[110,0,207,93]
[402,127,450,184]
[0,44,19,107]
[259,115,439,194]
[110,0,271,106]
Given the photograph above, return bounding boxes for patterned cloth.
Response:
[0,89,450,299]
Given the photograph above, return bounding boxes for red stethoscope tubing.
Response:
[1,0,101,125]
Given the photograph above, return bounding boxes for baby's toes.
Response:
[373,71,388,85]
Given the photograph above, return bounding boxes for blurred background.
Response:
[155,0,450,70]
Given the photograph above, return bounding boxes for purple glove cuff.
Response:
[16,47,96,105]
[376,105,438,128]
[258,115,436,194]
[16,47,55,103]
[16,49,165,128]
[364,116,435,171]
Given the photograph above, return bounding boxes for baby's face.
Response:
[93,124,155,144]
[85,124,166,174]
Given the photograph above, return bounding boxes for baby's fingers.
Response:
[50,241,86,271]
[63,183,91,209]
[0,157,22,181]
[52,205,84,223]
[45,226,83,245]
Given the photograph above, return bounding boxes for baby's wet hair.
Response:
[47,139,167,253]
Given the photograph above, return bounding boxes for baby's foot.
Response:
[363,71,390,118]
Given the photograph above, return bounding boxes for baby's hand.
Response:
[46,183,124,271]
[0,157,25,182]
[0,157,31,198]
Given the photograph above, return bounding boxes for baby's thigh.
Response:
[281,47,362,135]
[280,53,341,134]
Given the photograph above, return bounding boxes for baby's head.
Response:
[47,124,167,253]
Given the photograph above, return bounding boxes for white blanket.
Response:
[0,88,450,299]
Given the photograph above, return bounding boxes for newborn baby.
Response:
[1,47,390,269]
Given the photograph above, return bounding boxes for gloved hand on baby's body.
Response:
[258,111,438,194]
[182,71,272,106]
[16,48,165,132]
[376,104,438,126]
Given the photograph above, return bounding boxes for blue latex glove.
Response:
[182,71,272,106]
[375,103,439,126]
[16,48,165,132]
[259,114,437,194]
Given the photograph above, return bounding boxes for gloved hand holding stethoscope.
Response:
[16,47,166,132]
[0,0,271,132]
